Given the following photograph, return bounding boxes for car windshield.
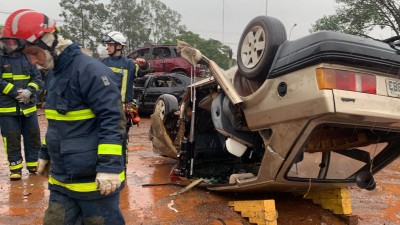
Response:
[286,125,398,181]
[133,77,149,88]
[129,48,151,60]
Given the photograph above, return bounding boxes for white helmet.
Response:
[102,31,126,46]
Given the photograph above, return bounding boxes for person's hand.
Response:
[37,158,50,175]
[135,58,147,67]
[96,172,121,195]
[16,89,32,104]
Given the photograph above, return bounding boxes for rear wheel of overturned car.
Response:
[154,94,179,121]
[237,16,287,81]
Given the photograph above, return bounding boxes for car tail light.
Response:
[316,68,376,94]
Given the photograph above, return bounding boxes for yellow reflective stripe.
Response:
[121,69,128,103]
[2,73,12,79]
[49,176,97,192]
[12,74,30,80]
[28,82,39,91]
[3,83,14,94]
[0,107,17,113]
[122,69,128,76]
[22,105,37,114]
[3,137,7,157]
[42,139,46,145]
[48,172,125,192]
[98,144,122,155]
[109,67,124,74]
[135,64,139,77]
[2,73,30,80]
[45,109,95,121]
[26,162,38,167]
[10,163,23,170]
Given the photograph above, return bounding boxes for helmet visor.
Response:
[0,37,26,55]
[102,35,114,44]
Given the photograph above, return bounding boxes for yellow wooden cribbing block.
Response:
[228,200,277,225]
[303,188,352,215]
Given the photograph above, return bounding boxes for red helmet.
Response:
[2,9,57,43]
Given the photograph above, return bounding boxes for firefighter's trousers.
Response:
[0,114,41,173]
[43,189,125,225]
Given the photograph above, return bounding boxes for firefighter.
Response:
[2,9,126,224]
[100,31,151,167]
[0,37,41,180]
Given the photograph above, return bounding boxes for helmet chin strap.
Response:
[37,32,59,62]
[108,43,123,56]
[42,49,55,70]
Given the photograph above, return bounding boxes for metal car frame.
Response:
[150,16,400,193]
[133,73,191,114]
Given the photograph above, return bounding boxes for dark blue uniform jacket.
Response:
[40,42,126,199]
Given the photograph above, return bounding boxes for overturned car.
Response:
[150,16,400,193]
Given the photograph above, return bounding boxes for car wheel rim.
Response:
[155,100,166,120]
[240,25,266,69]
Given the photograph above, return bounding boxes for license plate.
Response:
[387,79,400,97]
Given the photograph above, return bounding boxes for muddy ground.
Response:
[0,111,399,225]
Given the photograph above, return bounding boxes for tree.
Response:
[311,0,400,39]
[107,0,150,51]
[165,30,235,70]
[142,0,186,44]
[108,0,186,52]
[59,0,109,54]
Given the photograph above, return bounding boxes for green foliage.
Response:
[108,0,186,52]
[311,0,400,38]
[164,30,235,70]
[107,0,149,51]
[141,0,186,45]
[59,0,233,67]
[59,0,109,54]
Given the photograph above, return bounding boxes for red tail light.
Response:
[316,68,376,94]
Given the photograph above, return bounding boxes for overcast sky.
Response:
[0,0,339,53]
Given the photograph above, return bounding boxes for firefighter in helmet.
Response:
[100,31,151,167]
[0,33,42,181]
[2,9,126,224]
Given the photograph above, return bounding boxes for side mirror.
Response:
[356,171,376,191]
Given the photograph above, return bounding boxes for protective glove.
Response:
[16,89,32,104]
[37,158,50,176]
[96,172,121,195]
[135,57,147,67]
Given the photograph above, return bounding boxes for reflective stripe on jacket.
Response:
[0,53,41,116]
[101,54,136,104]
[40,43,126,199]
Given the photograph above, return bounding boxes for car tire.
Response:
[237,16,287,81]
[154,94,179,121]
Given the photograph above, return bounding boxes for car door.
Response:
[152,46,175,73]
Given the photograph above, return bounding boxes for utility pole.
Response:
[80,0,85,48]
[222,0,225,44]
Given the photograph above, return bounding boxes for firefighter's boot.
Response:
[10,172,22,181]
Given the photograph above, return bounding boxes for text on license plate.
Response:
[387,79,400,97]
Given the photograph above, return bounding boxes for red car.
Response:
[128,44,203,76]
